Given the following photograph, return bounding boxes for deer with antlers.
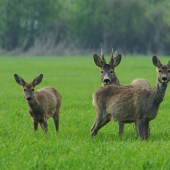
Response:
[93,49,151,135]
[91,55,170,140]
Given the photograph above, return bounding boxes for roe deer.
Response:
[14,74,61,133]
[91,55,170,140]
[93,49,151,134]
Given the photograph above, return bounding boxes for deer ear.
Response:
[14,74,26,86]
[32,74,43,86]
[152,55,162,68]
[93,54,103,67]
[109,54,121,67]
[167,60,170,68]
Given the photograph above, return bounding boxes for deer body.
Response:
[91,56,170,140]
[131,78,151,89]
[14,74,61,133]
[93,50,151,134]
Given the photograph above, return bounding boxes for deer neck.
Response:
[27,95,39,111]
[152,79,168,105]
[111,74,121,86]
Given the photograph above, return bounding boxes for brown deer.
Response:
[14,74,61,133]
[91,55,170,140]
[93,49,151,134]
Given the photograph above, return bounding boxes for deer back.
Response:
[131,78,151,89]
[33,87,61,118]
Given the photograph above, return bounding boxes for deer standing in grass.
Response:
[91,55,170,140]
[93,49,151,134]
[14,74,61,133]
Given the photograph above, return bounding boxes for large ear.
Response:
[14,74,26,86]
[167,60,170,68]
[93,54,104,67]
[152,55,162,68]
[32,74,43,86]
[109,54,121,67]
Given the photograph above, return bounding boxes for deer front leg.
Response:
[33,121,38,132]
[144,122,149,140]
[44,120,48,133]
[135,119,149,140]
[40,119,48,133]
[135,121,139,135]
[118,122,124,135]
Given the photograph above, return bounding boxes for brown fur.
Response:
[14,74,61,133]
[91,55,170,140]
[131,78,151,89]
[93,50,151,135]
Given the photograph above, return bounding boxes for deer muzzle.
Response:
[104,78,111,84]
[162,76,167,82]
[26,97,32,101]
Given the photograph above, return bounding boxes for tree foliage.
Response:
[1,0,170,55]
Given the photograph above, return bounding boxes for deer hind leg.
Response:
[118,122,124,135]
[53,111,59,132]
[91,114,111,137]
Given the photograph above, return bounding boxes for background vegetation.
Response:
[1,0,170,55]
[1,56,170,169]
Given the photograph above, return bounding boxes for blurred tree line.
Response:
[1,0,170,55]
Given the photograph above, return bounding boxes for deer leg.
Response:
[135,119,145,140]
[91,114,110,137]
[44,120,48,133]
[118,122,124,135]
[136,119,148,140]
[53,112,59,132]
[135,122,139,135]
[40,119,48,133]
[144,122,149,140]
[33,122,38,132]
[40,123,45,130]
[91,123,96,133]
[99,115,111,129]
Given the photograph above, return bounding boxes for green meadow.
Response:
[0,56,170,170]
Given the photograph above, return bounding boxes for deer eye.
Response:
[110,70,113,73]
[32,89,34,91]
[159,70,161,73]
[24,89,26,91]
[168,70,170,73]
[101,70,103,73]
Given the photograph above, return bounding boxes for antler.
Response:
[111,48,117,58]
[101,49,106,63]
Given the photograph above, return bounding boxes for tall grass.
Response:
[0,56,170,169]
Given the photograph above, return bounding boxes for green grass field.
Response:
[0,56,170,170]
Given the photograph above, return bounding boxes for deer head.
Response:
[93,49,121,85]
[14,74,43,102]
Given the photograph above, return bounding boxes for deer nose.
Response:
[104,79,110,83]
[26,97,32,101]
[162,77,167,81]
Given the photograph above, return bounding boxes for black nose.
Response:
[104,79,110,83]
[26,97,32,101]
[162,77,167,80]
